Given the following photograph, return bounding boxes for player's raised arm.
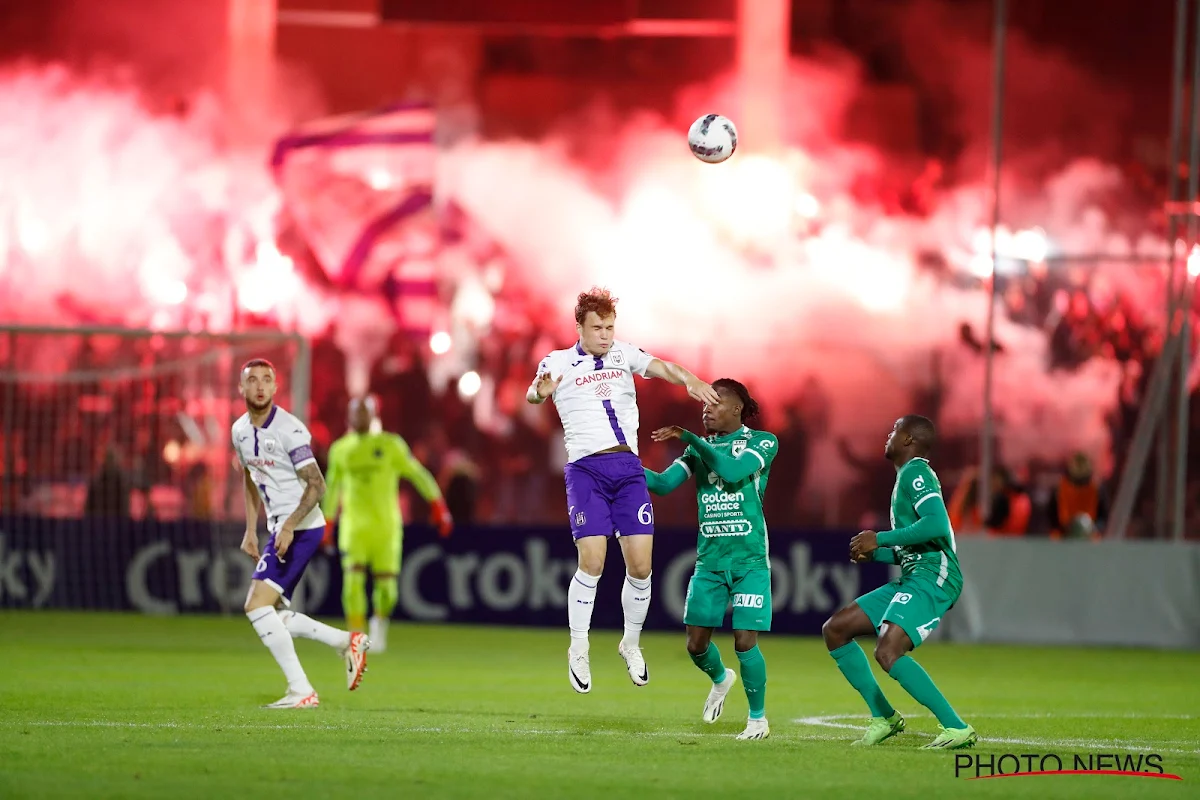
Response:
[655,428,778,484]
[526,355,561,405]
[875,465,953,547]
[644,357,720,407]
[643,451,695,496]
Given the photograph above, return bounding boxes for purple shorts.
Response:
[564,451,655,539]
[252,525,324,605]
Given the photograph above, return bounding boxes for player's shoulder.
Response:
[538,346,574,367]
[231,413,251,435]
[902,457,936,475]
[388,432,411,451]
[745,427,778,444]
[613,339,652,358]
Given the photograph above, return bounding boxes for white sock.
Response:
[278,609,351,651]
[620,572,652,649]
[568,569,600,654]
[248,607,314,695]
[369,616,388,652]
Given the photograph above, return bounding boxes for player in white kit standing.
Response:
[234,359,370,708]
[527,288,720,693]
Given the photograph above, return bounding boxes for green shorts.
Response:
[855,574,958,649]
[340,524,403,575]
[683,568,772,631]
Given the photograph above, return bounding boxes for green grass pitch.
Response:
[0,612,1196,799]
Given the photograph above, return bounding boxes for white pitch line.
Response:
[793,715,1200,756]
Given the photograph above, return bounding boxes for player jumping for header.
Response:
[322,395,453,653]
[234,359,369,709]
[527,287,720,693]
[644,379,779,741]
[821,414,977,749]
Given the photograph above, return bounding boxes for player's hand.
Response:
[534,373,562,400]
[850,530,878,562]
[274,526,295,558]
[651,426,687,442]
[240,529,260,561]
[686,377,721,407]
[432,498,454,539]
[321,519,337,554]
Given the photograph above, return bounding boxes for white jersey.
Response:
[232,405,326,533]
[535,340,655,463]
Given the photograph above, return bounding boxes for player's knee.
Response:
[874,643,902,673]
[733,630,758,652]
[685,630,710,656]
[577,555,604,577]
[821,615,847,648]
[626,563,651,581]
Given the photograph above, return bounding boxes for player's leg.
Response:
[563,460,613,693]
[731,568,772,740]
[876,585,976,750]
[368,524,402,654]
[244,527,326,708]
[822,584,904,745]
[683,570,736,722]
[611,459,655,686]
[339,524,370,633]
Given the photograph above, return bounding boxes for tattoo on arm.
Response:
[284,463,326,530]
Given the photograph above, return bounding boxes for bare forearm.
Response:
[242,472,260,532]
[283,465,325,530]
[649,359,696,386]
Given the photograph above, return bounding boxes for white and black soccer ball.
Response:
[688,114,738,164]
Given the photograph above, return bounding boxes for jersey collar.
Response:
[254,406,278,430]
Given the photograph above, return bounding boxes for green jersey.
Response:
[880,458,963,593]
[321,431,441,534]
[645,426,779,571]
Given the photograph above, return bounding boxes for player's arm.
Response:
[876,468,953,547]
[643,357,720,407]
[280,427,325,534]
[678,430,778,483]
[319,441,341,519]
[240,467,261,559]
[527,354,561,405]
[644,450,695,495]
[871,546,899,564]
[395,437,453,537]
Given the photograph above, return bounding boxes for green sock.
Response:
[689,642,727,684]
[830,642,895,718]
[736,645,767,720]
[889,655,966,729]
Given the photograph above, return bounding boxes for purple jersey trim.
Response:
[253,428,260,456]
[289,444,315,465]
[262,406,278,428]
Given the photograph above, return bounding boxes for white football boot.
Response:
[736,717,770,740]
[263,690,319,709]
[617,642,649,687]
[702,670,738,723]
[568,647,592,693]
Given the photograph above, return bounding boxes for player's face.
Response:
[885,418,903,459]
[349,399,373,432]
[577,312,615,355]
[702,386,740,434]
[239,366,277,412]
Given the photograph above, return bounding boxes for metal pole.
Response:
[1110,0,1192,539]
[1172,0,1200,541]
[980,0,1007,524]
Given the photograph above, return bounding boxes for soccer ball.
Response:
[688,114,738,163]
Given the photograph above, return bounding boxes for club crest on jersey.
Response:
[575,511,587,528]
[610,350,625,366]
[732,440,747,457]
[595,383,612,398]
[264,439,276,452]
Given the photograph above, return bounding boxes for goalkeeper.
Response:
[322,396,452,653]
